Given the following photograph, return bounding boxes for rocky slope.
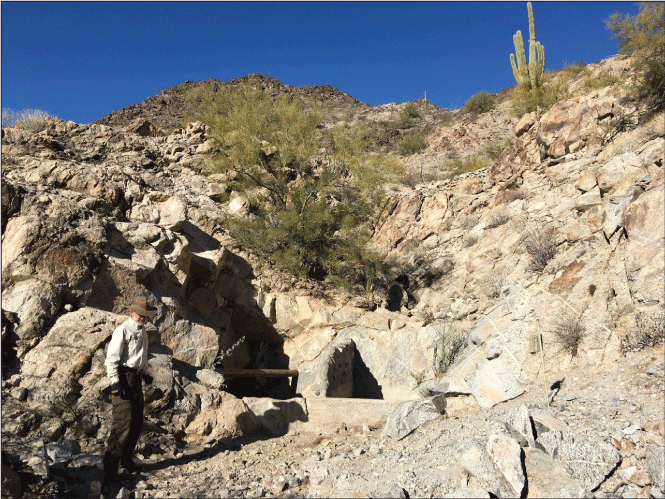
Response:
[1,54,664,499]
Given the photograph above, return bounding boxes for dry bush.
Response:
[549,312,587,356]
[8,108,52,132]
[447,155,490,176]
[486,211,511,229]
[599,111,664,161]
[462,234,480,248]
[460,214,480,230]
[432,318,467,375]
[485,139,509,161]
[523,228,557,272]
[505,188,527,203]
[583,69,620,90]
[621,306,665,352]
[483,271,507,299]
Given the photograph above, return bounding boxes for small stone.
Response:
[10,387,28,401]
[630,471,651,487]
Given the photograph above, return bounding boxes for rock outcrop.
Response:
[1,54,663,498]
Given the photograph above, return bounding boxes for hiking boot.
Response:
[120,458,143,472]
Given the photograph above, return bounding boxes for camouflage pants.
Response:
[106,366,144,460]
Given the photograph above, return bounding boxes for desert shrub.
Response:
[185,80,402,287]
[464,91,496,114]
[402,102,421,119]
[621,306,665,352]
[561,61,591,80]
[549,312,586,356]
[216,335,246,365]
[460,214,481,230]
[601,108,640,145]
[462,234,479,248]
[583,69,620,90]
[606,2,665,111]
[505,187,527,203]
[409,370,427,386]
[402,168,443,187]
[437,110,455,127]
[2,108,51,132]
[447,156,490,176]
[483,271,507,299]
[485,139,509,161]
[400,133,428,155]
[432,318,467,375]
[1,108,15,127]
[486,211,511,229]
[395,102,421,129]
[510,74,568,117]
[395,113,412,130]
[523,228,557,272]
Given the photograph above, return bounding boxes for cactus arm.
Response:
[510,54,521,84]
[511,30,529,86]
[527,3,536,43]
[535,42,545,87]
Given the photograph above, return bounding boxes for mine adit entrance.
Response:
[218,313,383,401]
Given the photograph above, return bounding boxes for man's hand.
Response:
[142,373,153,385]
[111,382,128,400]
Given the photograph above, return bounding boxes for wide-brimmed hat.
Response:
[129,297,157,317]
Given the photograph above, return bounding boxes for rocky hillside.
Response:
[94,74,371,134]
[1,54,664,499]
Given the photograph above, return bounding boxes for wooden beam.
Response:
[215,368,299,378]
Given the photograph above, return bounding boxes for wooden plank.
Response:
[215,368,299,378]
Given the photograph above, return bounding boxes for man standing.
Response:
[103,297,156,483]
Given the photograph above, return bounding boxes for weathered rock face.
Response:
[1,55,663,498]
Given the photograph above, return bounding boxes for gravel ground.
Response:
[97,346,664,499]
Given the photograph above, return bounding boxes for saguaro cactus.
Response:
[510,2,545,90]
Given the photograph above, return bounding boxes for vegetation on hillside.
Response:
[400,132,428,155]
[606,2,665,112]
[185,79,402,289]
[2,108,51,132]
[463,91,496,115]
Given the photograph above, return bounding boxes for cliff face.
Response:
[1,55,664,497]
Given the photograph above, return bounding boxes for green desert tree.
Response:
[185,79,402,287]
[606,2,665,111]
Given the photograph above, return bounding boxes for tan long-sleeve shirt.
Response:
[105,317,148,384]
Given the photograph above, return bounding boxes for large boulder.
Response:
[161,320,220,368]
[383,394,446,440]
[537,429,621,491]
[185,391,260,441]
[523,447,585,498]
[20,308,122,404]
[1,279,61,349]
[486,432,526,497]
[467,357,525,409]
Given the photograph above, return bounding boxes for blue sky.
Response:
[2,2,638,125]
